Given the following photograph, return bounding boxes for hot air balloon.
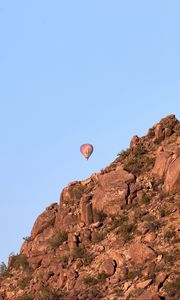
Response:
[80,144,94,160]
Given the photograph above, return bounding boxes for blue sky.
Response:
[0,1,180,263]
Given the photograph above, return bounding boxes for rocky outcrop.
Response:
[0,115,179,300]
[152,144,180,192]
[31,203,58,238]
[92,168,135,215]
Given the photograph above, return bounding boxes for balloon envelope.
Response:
[80,144,94,159]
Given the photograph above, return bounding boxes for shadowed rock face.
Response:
[0,115,180,300]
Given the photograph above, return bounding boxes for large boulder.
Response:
[152,150,172,177]
[80,195,93,225]
[92,168,134,215]
[127,242,155,265]
[31,203,58,238]
[163,156,180,192]
[100,258,116,277]
[152,144,180,193]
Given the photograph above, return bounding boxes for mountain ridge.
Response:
[0,114,180,300]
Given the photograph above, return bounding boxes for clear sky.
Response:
[0,1,180,263]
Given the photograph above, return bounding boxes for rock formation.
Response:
[0,114,179,300]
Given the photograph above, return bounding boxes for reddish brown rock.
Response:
[155,272,168,287]
[153,144,180,193]
[177,136,180,144]
[28,253,43,269]
[1,115,180,300]
[165,127,172,138]
[154,124,164,141]
[41,252,55,268]
[100,258,116,277]
[130,135,140,148]
[152,151,171,177]
[163,156,180,192]
[136,279,152,289]
[66,269,78,291]
[143,232,156,243]
[80,228,91,245]
[31,203,58,238]
[128,242,155,265]
[63,213,78,227]
[110,237,125,249]
[80,195,93,225]
[92,168,134,215]
[68,232,77,254]
[136,284,160,300]
[57,270,67,288]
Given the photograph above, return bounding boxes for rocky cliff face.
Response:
[0,115,180,300]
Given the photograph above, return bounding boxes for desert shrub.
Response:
[91,231,106,243]
[133,209,148,222]
[84,254,94,266]
[141,194,151,205]
[59,254,69,264]
[0,262,7,274]
[144,220,161,232]
[132,145,147,156]
[144,262,156,281]
[69,185,85,200]
[83,275,98,286]
[79,287,103,300]
[125,269,138,280]
[103,164,116,173]
[166,119,177,130]
[142,213,162,231]
[148,128,155,139]
[163,253,175,264]
[63,185,85,206]
[111,215,136,241]
[72,245,94,265]
[120,223,136,241]
[163,249,180,265]
[93,209,107,222]
[17,296,33,300]
[37,286,66,300]
[124,265,142,280]
[73,245,86,259]
[124,156,141,174]
[154,137,164,145]
[117,148,131,159]
[114,287,124,297]
[48,216,56,226]
[49,231,68,249]
[122,202,137,211]
[0,262,11,278]
[18,274,31,289]
[11,254,30,271]
[63,197,74,205]
[175,130,180,137]
[88,287,103,299]
[97,271,108,282]
[82,271,109,285]
[124,146,155,175]
[110,215,128,230]
[22,236,32,242]
[159,209,168,217]
[164,278,180,299]
[164,230,174,241]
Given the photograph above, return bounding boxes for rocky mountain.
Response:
[0,114,180,300]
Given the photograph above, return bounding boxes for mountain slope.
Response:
[0,114,180,300]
